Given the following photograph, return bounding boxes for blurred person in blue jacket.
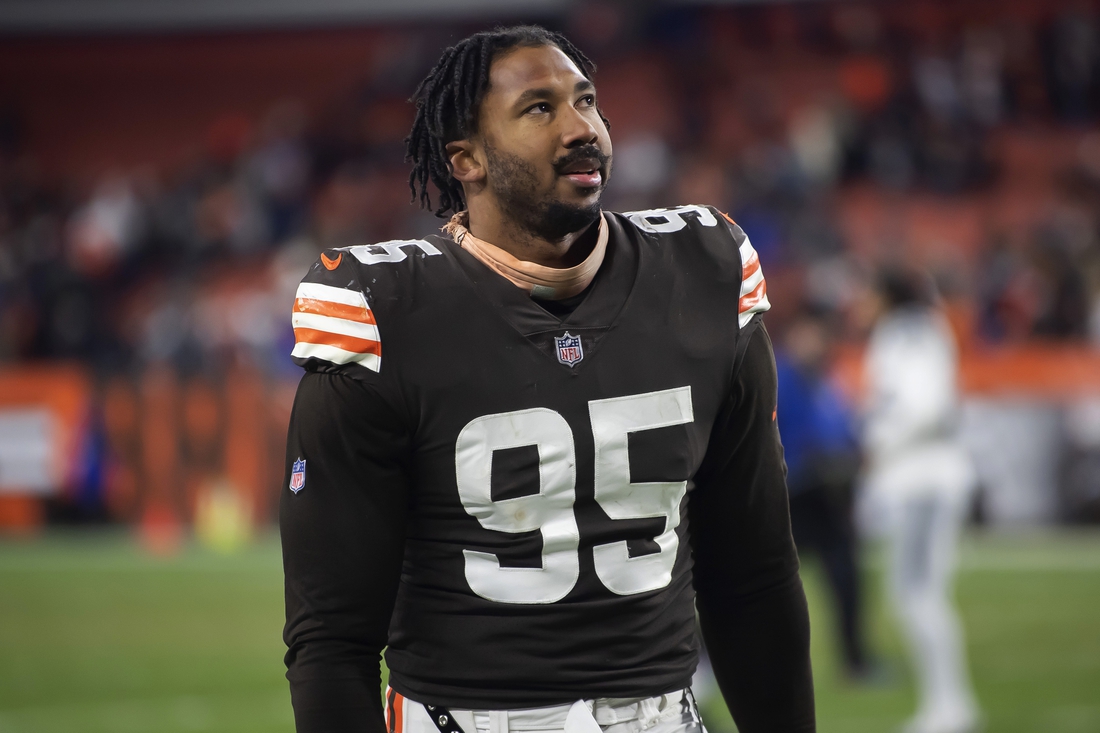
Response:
[776,307,870,680]
[860,269,980,733]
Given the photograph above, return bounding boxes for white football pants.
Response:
[885,493,979,728]
[386,688,705,733]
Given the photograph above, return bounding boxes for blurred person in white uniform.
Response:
[859,269,981,733]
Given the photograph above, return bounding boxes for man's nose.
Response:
[560,106,600,148]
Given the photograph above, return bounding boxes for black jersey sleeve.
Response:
[689,319,815,733]
[281,370,413,733]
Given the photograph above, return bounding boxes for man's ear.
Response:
[446,139,485,184]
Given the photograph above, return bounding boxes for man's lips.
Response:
[555,150,608,190]
[562,169,603,188]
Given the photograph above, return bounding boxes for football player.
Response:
[860,269,980,733]
[281,25,815,733]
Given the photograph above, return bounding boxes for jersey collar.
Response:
[445,212,609,301]
[443,213,640,343]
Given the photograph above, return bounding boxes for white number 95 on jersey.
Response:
[455,386,693,604]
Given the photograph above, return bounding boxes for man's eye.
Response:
[526,103,551,115]
[578,95,596,107]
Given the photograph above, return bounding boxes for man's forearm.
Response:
[698,572,815,733]
[289,669,385,733]
[281,370,411,733]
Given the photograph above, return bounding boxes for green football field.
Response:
[0,529,1097,733]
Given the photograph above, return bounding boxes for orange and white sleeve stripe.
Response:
[385,687,405,733]
[738,237,770,329]
[290,281,381,372]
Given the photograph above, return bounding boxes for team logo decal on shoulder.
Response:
[555,332,584,367]
[289,458,306,493]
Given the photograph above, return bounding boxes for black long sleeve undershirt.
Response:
[281,324,813,733]
[281,372,412,733]
[690,325,815,732]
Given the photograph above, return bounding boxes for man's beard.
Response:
[483,143,609,242]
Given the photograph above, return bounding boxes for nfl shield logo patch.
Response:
[289,458,306,494]
[555,332,584,367]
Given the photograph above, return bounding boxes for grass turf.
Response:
[0,529,1097,733]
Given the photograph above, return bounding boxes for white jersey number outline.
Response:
[455,386,693,604]
[455,408,580,604]
[347,239,441,265]
[590,386,694,595]
[626,205,717,233]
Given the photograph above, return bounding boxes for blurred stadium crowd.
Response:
[1,0,1100,532]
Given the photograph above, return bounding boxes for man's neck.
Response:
[465,200,599,268]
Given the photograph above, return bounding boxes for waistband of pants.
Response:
[388,688,695,733]
[482,689,688,729]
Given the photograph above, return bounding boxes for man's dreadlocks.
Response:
[405,25,608,218]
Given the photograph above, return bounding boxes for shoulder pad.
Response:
[620,204,771,329]
[289,239,443,373]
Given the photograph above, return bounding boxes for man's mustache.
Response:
[553,146,611,174]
